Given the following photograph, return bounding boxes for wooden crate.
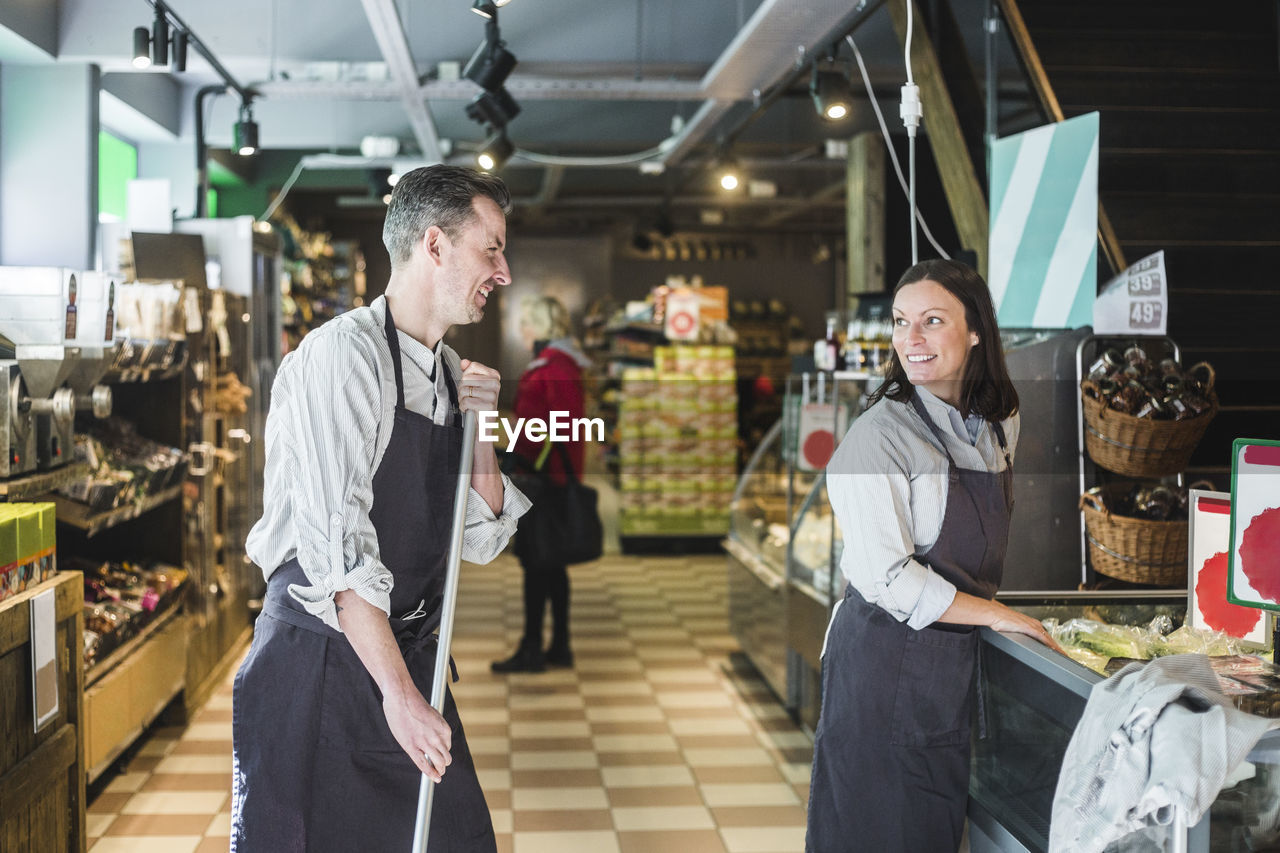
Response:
[0,571,86,853]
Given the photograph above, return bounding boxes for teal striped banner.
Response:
[988,112,1099,329]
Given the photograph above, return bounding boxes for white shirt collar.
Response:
[915,386,984,446]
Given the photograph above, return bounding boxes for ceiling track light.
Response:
[465,87,521,128]
[132,26,152,69]
[477,130,515,172]
[173,30,188,72]
[234,101,259,156]
[151,7,169,67]
[463,38,517,92]
[811,64,852,121]
[716,155,741,192]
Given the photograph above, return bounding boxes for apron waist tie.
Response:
[262,597,460,683]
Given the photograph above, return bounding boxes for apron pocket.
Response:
[889,628,978,748]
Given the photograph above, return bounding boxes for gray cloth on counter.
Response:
[1050,654,1278,853]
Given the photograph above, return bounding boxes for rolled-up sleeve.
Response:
[827,426,957,629]
[461,473,531,563]
[280,330,394,630]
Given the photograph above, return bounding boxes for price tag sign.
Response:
[1093,250,1168,335]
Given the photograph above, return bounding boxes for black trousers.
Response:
[519,559,569,652]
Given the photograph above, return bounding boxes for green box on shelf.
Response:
[0,509,18,600]
[34,501,56,580]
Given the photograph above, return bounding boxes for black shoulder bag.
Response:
[507,443,603,568]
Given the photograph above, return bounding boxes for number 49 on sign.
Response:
[1130,300,1162,330]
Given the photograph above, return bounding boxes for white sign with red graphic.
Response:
[1228,440,1280,613]
[664,291,700,341]
[1189,489,1267,645]
[796,403,845,473]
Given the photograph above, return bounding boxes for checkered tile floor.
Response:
[86,552,813,852]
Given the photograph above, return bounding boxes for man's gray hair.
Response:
[382,166,512,267]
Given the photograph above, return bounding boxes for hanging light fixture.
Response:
[132,27,152,68]
[811,65,852,121]
[477,130,514,172]
[234,101,259,156]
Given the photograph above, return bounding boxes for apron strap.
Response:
[440,356,463,429]
[383,300,407,410]
[909,391,960,484]
[384,301,463,428]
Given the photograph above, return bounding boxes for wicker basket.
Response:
[1079,487,1188,586]
[1080,363,1217,478]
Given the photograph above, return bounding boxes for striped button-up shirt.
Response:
[246,295,530,632]
[826,387,1019,631]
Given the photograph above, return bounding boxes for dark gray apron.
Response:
[806,391,1012,853]
[232,305,496,853]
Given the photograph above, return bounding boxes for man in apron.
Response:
[232,166,531,852]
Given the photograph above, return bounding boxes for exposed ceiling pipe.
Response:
[526,166,565,210]
[660,0,889,168]
[358,0,442,162]
[253,76,705,102]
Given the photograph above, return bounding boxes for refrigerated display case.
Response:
[726,370,873,719]
[782,370,874,729]
[726,419,789,701]
[972,592,1280,853]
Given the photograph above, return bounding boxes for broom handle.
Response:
[411,410,478,853]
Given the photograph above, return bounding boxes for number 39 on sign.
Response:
[1130,300,1162,330]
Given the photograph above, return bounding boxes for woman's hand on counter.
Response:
[987,602,1066,654]
[938,591,1065,654]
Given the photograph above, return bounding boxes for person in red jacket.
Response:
[492,295,591,673]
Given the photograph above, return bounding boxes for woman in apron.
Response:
[807,259,1063,852]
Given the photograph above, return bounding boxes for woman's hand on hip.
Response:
[383,688,453,782]
[988,602,1066,654]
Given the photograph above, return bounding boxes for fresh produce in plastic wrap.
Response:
[1156,624,1248,657]
[1043,617,1162,662]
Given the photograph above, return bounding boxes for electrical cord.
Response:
[512,145,668,167]
[259,158,307,222]
[846,34,948,260]
[900,0,923,265]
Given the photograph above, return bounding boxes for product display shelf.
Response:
[82,603,186,781]
[0,571,87,853]
[1074,335,1191,589]
[52,485,183,538]
[0,464,92,501]
[618,344,738,552]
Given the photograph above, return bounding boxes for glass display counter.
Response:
[725,371,873,721]
[973,592,1280,853]
[782,370,873,729]
[726,419,790,700]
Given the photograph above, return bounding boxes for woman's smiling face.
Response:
[891,279,978,407]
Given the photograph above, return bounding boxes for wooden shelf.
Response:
[0,463,91,501]
[54,485,183,538]
[84,601,184,688]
